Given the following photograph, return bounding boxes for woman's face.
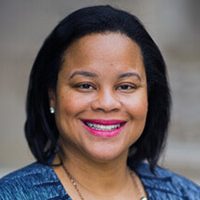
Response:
[50,32,148,163]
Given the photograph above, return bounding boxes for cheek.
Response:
[56,90,93,116]
[122,93,148,119]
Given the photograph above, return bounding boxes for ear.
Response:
[48,89,56,108]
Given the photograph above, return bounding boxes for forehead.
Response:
[61,32,145,76]
[65,32,142,57]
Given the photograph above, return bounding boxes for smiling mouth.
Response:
[82,119,126,134]
[85,122,121,131]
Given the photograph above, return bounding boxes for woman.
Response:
[0,5,200,200]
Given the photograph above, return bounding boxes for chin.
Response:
[84,145,128,164]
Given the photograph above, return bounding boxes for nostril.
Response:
[91,92,121,112]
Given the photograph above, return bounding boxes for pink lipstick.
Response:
[81,119,126,138]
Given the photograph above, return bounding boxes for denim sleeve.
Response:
[0,163,71,200]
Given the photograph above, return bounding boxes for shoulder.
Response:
[0,163,68,200]
[135,162,200,199]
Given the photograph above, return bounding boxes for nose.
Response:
[91,88,121,112]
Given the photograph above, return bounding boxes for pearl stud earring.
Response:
[50,107,55,114]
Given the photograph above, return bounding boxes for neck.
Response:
[57,147,130,196]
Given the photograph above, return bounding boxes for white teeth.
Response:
[86,123,120,131]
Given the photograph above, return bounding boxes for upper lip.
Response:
[81,119,127,125]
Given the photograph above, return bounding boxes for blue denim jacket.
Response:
[0,162,200,199]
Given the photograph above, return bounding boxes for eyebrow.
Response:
[69,71,98,79]
[118,72,142,81]
[69,70,142,81]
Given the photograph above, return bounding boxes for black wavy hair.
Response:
[25,5,171,169]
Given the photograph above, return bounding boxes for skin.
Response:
[50,32,148,200]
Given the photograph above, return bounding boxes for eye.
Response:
[117,83,137,92]
[74,82,96,91]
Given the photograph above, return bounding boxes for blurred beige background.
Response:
[0,0,200,183]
